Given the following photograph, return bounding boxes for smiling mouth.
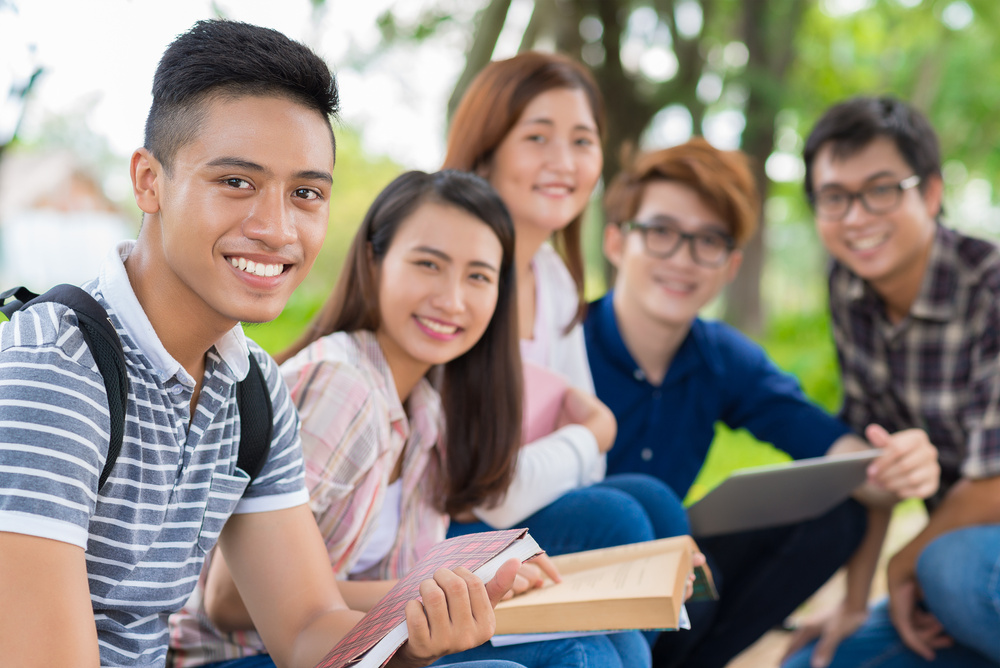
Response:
[229,256,286,278]
[655,277,697,294]
[846,232,890,252]
[415,316,460,336]
[535,184,573,196]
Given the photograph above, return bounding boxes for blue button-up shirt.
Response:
[584,292,852,498]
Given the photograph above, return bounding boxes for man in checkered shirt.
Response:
[784,97,1000,668]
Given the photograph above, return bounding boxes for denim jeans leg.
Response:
[447,484,657,555]
[917,525,1000,663]
[597,473,691,539]
[432,635,622,668]
[782,600,998,668]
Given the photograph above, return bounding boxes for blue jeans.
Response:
[204,657,528,668]
[783,525,1000,668]
[433,634,641,668]
[447,474,690,668]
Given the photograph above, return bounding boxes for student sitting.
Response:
[583,138,941,668]
[784,96,1000,668]
[0,21,520,668]
[442,50,690,558]
[168,169,633,668]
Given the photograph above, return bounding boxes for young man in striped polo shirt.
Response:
[0,20,517,668]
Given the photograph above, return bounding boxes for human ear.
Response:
[603,223,625,269]
[131,148,163,215]
[724,250,744,283]
[921,173,944,219]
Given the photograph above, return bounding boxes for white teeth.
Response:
[849,234,888,251]
[417,316,458,334]
[229,257,284,277]
[659,279,695,292]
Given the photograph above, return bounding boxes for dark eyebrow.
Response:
[819,170,899,190]
[520,117,598,135]
[469,260,499,273]
[413,246,452,262]
[412,246,499,273]
[206,157,332,184]
[207,157,268,173]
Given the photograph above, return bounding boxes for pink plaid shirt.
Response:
[167,330,448,666]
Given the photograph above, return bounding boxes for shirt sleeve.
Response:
[962,291,1000,479]
[716,325,852,460]
[472,424,602,528]
[0,304,108,548]
[280,356,390,566]
[233,345,308,513]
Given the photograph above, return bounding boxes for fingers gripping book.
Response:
[314,528,542,668]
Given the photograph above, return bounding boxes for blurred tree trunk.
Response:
[447,0,513,119]
[722,0,806,335]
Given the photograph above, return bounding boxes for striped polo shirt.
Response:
[0,241,309,666]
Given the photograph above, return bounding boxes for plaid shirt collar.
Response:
[841,224,959,324]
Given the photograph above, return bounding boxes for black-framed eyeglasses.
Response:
[812,175,921,221]
[621,218,736,268]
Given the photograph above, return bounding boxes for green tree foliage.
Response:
[361,0,1000,336]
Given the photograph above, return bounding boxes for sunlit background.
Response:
[3,0,999,498]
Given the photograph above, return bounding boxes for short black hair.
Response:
[144,20,339,171]
[803,96,941,203]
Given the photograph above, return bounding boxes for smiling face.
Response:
[482,87,603,248]
[811,135,940,293]
[606,180,742,331]
[130,94,334,330]
[374,200,504,393]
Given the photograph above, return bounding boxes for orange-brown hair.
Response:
[443,51,606,328]
[604,137,760,246]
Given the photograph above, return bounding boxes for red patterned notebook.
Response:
[314,528,541,668]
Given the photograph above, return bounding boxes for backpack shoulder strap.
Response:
[2,284,272,490]
[236,352,272,484]
[3,285,129,490]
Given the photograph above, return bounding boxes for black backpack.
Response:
[0,284,272,491]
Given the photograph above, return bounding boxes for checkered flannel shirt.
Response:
[829,224,1000,506]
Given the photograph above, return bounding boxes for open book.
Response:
[314,528,542,668]
[492,535,715,637]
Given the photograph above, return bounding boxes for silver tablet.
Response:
[687,449,882,537]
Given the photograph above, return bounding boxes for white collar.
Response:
[98,240,250,385]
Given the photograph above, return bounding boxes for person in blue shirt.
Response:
[583,137,942,668]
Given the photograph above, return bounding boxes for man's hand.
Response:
[782,602,869,668]
[392,558,520,667]
[885,554,954,660]
[556,387,617,453]
[684,551,707,601]
[864,424,940,500]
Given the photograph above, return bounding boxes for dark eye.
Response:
[645,225,676,240]
[469,272,493,284]
[415,259,439,270]
[294,188,320,200]
[696,233,727,250]
[224,178,252,190]
[867,184,896,197]
[818,190,848,206]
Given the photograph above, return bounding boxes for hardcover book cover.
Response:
[314,528,540,668]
